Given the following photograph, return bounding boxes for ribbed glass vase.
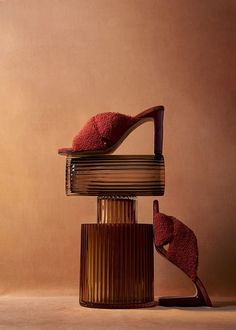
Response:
[80,223,154,308]
[79,196,155,308]
[66,154,160,308]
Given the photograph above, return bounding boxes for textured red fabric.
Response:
[153,212,198,281]
[72,112,137,152]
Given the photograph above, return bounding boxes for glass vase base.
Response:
[79,300,157,309]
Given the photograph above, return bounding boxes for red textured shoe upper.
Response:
[72,112,137,152]
[153,212,198,281]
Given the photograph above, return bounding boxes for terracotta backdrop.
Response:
[0,0,235,298]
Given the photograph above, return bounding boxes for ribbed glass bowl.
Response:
[65,155,165,196]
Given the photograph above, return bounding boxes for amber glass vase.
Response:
[80,197,154,308]
[65,155,165,308]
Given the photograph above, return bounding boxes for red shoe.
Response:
[153,200,212,307]
[58,105,164,156]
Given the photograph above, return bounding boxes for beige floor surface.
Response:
[0,297,236,330]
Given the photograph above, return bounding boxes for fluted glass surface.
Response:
[66,155,165,196]
[80,224,154,308]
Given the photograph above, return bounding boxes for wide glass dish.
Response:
[65,155,165,196]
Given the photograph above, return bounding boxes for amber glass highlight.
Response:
[97,196,136,224]
[80,224,154,308]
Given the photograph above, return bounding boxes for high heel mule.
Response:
[58,105,164,156]
[153,200,212,307]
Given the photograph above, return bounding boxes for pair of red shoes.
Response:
[59,106,212,307]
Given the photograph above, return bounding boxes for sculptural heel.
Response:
[137,106,164,155]
[159,277,212,307]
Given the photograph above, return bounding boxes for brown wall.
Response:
[0,0,235,298]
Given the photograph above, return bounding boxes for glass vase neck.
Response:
[97,196,137,224]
